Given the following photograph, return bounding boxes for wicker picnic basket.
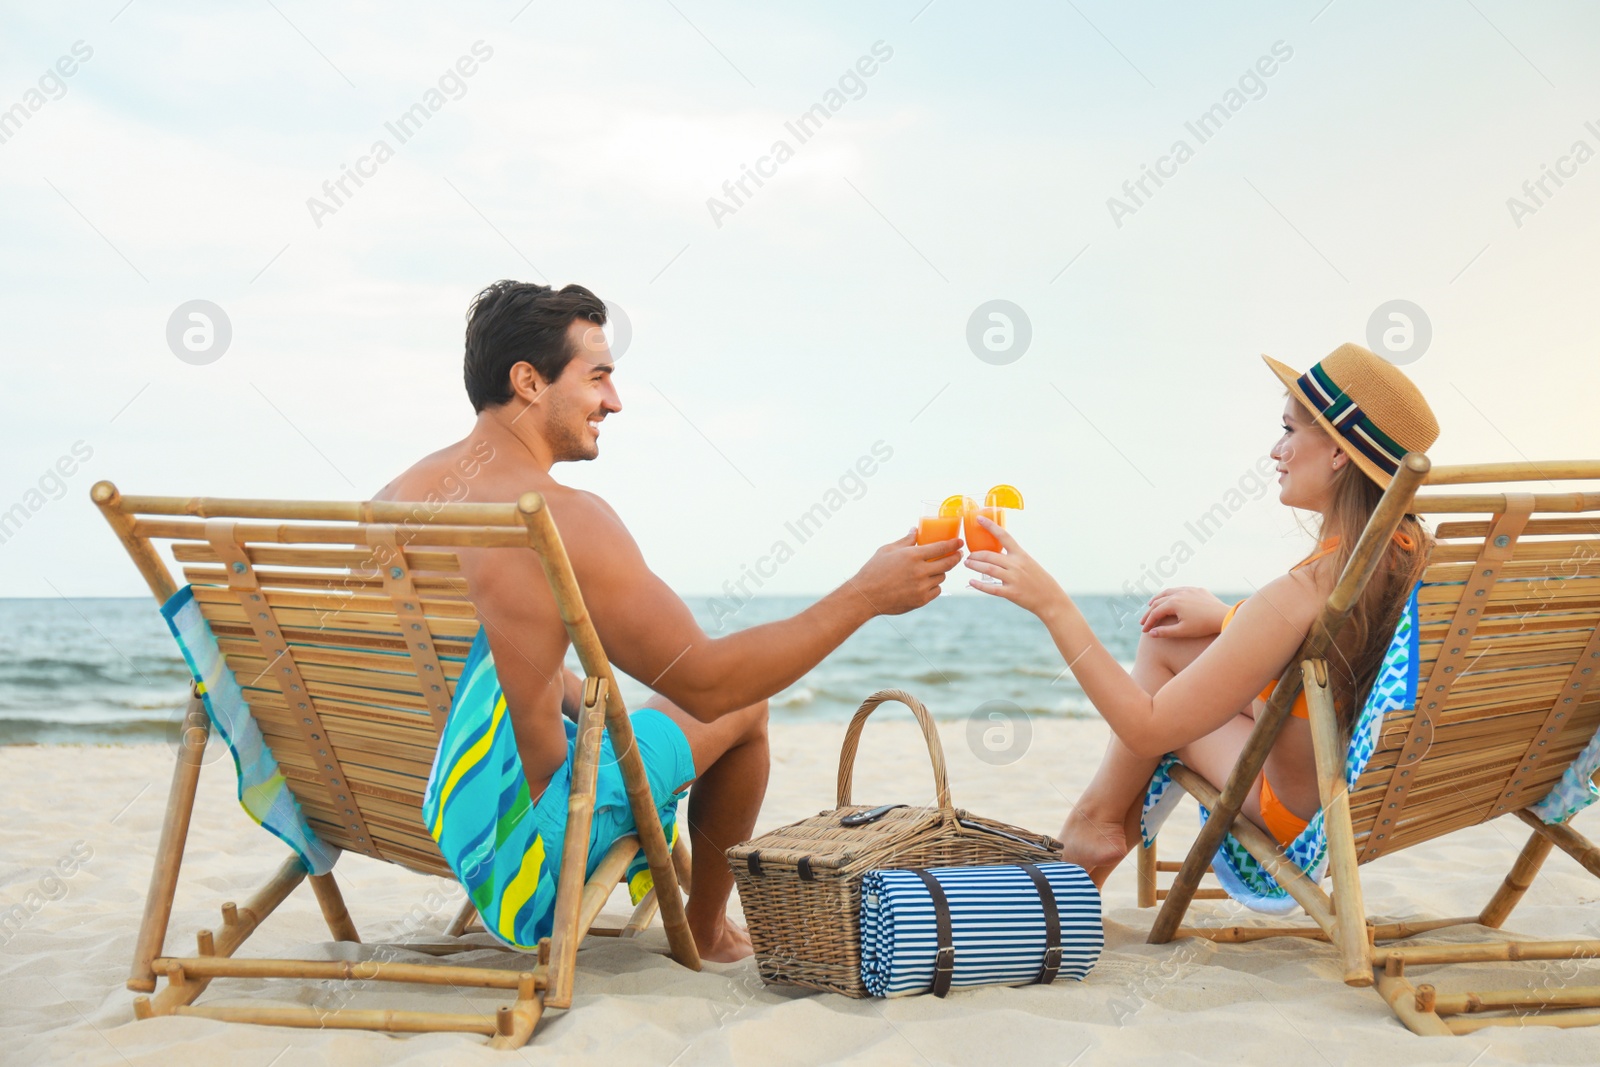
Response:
[727,688,1061,997]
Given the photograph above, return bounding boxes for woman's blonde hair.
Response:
[1295,400,1432,733]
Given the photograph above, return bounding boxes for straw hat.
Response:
[1262,343,1439,488]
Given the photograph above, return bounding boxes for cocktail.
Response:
[963,484,1024,557]
[917,496,967,559]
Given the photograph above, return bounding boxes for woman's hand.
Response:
[1138,586,1230,638]
[962,516,1070,619]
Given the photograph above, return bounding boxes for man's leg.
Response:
[648,695,769,963]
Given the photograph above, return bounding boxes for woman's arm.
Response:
[965,516,1320,757]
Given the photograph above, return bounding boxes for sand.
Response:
[5,719,1599,1066]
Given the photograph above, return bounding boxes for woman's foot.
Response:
[1058,807,1130,877]
[690,915,754,963]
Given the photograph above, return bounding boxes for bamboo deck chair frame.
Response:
[91,480,701,1049]
[1137,455,1600,1035]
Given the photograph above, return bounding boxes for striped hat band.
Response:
[1295,362,1408,477]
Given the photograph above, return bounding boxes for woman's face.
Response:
[1272,398,1346,511]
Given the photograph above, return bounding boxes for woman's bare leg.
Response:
[1058,630,1215,885]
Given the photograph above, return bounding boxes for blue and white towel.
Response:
[859,863,1102,997]
[160,586,340,875]
[1141,578,1600,913]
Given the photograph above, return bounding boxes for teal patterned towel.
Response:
[160,586,340,875]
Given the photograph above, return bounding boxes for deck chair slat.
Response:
[223,652,461,707]
[210,621,473,658]
[1423,556,1600,585]
[248,688,440,737]
[184,565,471,597]
[1417,576,1600,607]
[1435,517,1600,539]
[192,584,479,622]
[1417,613,1600,641]
[172,542,465,574]
[136,518,533,549]
[1418,628,1594,660]
[221,641,468,683]
[116,493,526,526]
[1425,537,1600,565]
[194,595,481,642]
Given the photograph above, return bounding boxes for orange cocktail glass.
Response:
[917,497,966,560]
[962,506,1006,555]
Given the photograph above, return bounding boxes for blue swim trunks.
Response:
[423,628,696,949]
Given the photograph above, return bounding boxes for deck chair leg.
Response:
[1304,659,1372,986]
[1137,838,1157,908]
[146,853,308,1014]
[308,871,360,943]
[522,497,700,975]
[445,898,481,938]
[545,677,609,1010]
[1517,809,1600,879]
[1479,827,1554,928]
[1149,699,1293,942]
[128,687,209,993]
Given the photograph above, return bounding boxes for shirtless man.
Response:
[376,280,960,961]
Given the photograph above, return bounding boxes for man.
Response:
[376,280,959,961]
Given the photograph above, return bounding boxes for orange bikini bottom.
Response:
[1258,774,1310,846]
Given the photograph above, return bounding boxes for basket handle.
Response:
[836,689,953,812]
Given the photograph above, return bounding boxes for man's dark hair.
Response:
[463,280,607,413]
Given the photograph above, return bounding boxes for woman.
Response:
[965,344,1439,885]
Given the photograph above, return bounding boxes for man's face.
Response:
[537,318,621,462]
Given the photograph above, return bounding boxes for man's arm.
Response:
[557,488,960,718]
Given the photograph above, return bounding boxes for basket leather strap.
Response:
[1019,863,1062,985]
[911,869,955,998]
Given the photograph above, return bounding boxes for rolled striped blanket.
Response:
[859,862,1102,997]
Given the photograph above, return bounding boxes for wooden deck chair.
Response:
[1140,456,1600,1035]
[91,481,700,1049]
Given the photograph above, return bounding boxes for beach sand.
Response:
[5,720,1599,1066]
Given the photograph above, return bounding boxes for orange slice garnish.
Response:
[939,494,975,518]
[985,484,1024,510]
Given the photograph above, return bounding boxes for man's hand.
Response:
[1138,586,1231,638]
[847,529,963,616]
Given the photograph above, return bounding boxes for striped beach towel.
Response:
[859,862,1102,997]
[160,586,339,875]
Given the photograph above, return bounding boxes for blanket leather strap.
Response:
[1019,863,1062,985]
[911,869,955,998]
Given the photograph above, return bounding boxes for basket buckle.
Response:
[1043,946,1062,969]
[934,946,955,974]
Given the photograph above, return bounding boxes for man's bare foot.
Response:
[1058,808,1129,880]
[691,916,754,963]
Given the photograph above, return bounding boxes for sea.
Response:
[0,593,1207,746]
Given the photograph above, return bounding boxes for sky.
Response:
[1,0,1597,602]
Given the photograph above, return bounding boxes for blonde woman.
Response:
[965,344,1438,884]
